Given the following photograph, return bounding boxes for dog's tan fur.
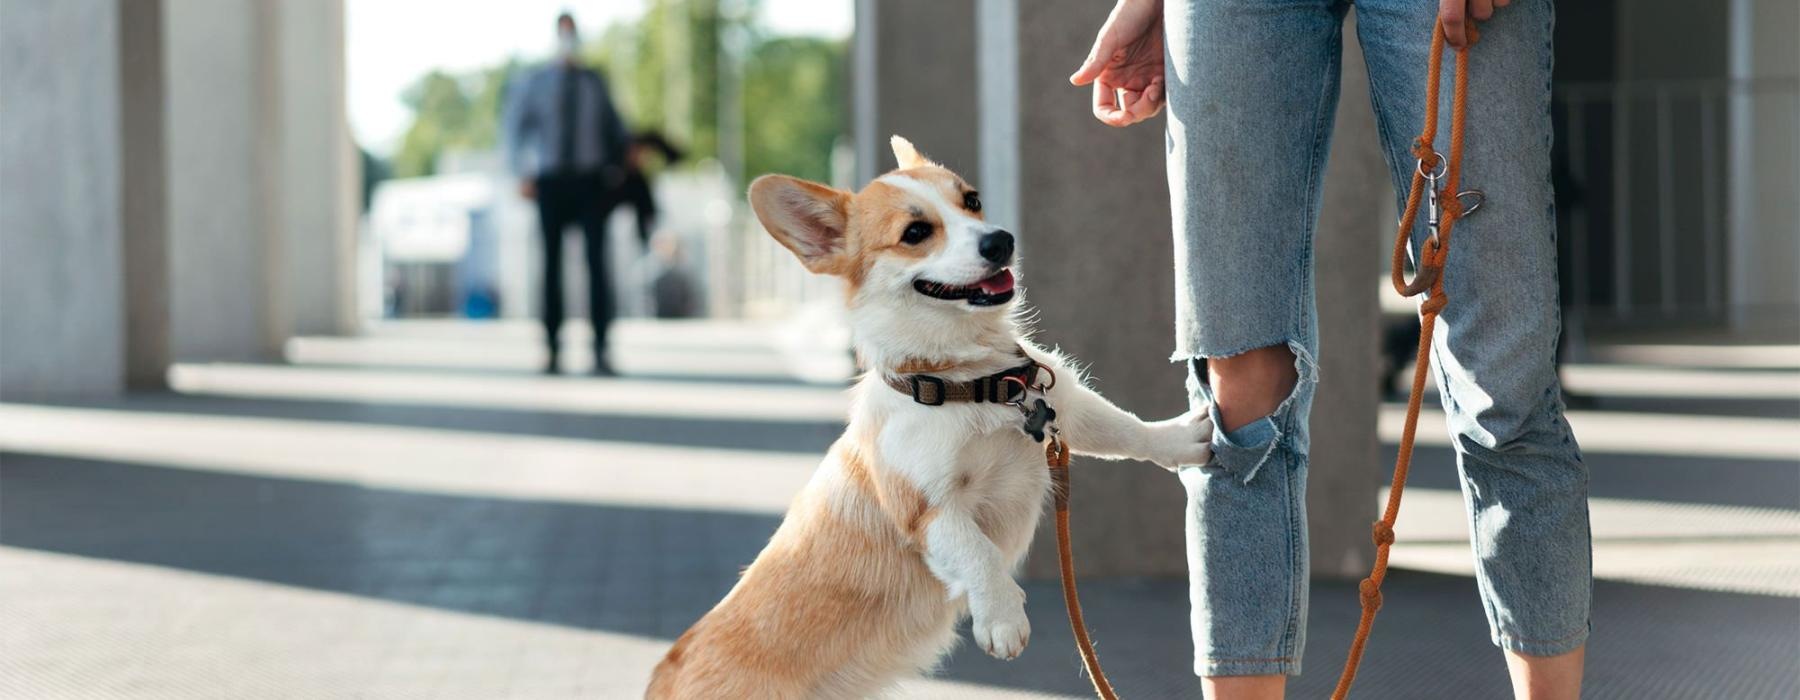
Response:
[647,427,963,699]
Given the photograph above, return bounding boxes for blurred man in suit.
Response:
[504,12,630,375]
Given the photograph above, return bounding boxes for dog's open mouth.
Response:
[913,269,1016,306]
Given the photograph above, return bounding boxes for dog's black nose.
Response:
[979,230,1014,264]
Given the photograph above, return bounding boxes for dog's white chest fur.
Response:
[861,387,1055,564]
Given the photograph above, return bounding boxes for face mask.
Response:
[558,32,579,59]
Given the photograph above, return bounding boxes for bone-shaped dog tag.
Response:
[1020,399,1056,442]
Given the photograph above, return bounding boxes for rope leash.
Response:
[1048,17,1480,700]
[1048,436,1119,699]
[1330,18,1478,700]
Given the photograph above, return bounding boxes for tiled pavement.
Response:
[2,320,1796,698]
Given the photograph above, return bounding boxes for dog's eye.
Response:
[900,221,933,245]
[963,191,982,213]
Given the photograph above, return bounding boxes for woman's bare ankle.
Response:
[1504,646,1585,700]
[1202,673,1286,700]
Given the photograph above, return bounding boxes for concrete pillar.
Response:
[1727,0,1800,327]
[980,0,1189,578]
[0,0,127,399]
[2,0,354,396]
[160,0,356,360]
[853,0,980,181]
[272,0,358,337]
[978,0,1381,578]
[121,0,172,390]
[1309,12,1385,579]
[163,0,281,362]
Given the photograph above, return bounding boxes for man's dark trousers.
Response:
[535,171,618,365]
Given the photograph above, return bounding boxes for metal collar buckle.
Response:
[909,375,947,406]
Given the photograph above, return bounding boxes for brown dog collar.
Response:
[884,349,1041,406]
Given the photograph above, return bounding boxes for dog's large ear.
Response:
[749,175,852,275]
[890,135,938,170]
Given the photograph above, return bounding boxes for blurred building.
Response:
[365,148,731,323]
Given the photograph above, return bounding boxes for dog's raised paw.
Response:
[970,585,1030,660]
[973,606,1030,660]
[1150,409,1214,470]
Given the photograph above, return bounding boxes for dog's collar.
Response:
[884,349,1041,406]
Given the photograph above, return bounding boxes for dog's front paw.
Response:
[1147,408,1214,470]
[970,585,1030,660]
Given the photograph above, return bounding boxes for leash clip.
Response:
[1421,152,1444,235]
[1001,376,1058,442]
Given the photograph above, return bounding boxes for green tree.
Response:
[388,2,846,186]
[741,36,846,184]
[587,0,730,166]
[390,61,516,178]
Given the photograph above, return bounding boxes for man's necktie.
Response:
[558,68,578,174]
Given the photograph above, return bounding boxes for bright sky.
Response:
[347,0,854,157]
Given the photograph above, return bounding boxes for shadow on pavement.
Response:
[1389,444,1800,510]
[4,452,1795,698]
[44,392,846,455]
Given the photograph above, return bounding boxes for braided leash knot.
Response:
[1410,139,1439,169]
[1371,521,1396,546]
[1358,578,1384,611]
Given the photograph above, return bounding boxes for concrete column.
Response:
[163,0,281,362]
[1309,12,1385,579]
[120,0,172,390]
[979,0,1381,578]
[0,0,127,399]
[1727,0,1800,327]
[272,0,358,337]
[854,0,980,179]
[981,0,1188,578]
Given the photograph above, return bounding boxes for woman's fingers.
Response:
[1093,81,1129,127]
[1125,78,1165,122]
[1471,0,1495,21]
[1071,21,1120,85]
[1439,0,1467,48]
[1093,79,1162,128]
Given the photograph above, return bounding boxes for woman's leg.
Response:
[1356,1,1591,696]
[1165,0,1349,691]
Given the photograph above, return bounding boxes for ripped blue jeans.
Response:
[1166,0,1591,677]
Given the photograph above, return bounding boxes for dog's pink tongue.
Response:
[977,269,1015,294]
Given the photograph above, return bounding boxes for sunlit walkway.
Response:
[3,320,1796,698]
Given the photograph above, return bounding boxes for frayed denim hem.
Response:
[1494,624,1590,658]
[1197,656,1302,678]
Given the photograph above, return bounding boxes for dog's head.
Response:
[749,136,1017,314]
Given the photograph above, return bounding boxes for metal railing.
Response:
[1554,76,1798,327]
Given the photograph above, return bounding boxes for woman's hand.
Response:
[1440,0,1511,48]
[1068,0,1164,127]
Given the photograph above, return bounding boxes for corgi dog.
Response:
[646,137,1212,699]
